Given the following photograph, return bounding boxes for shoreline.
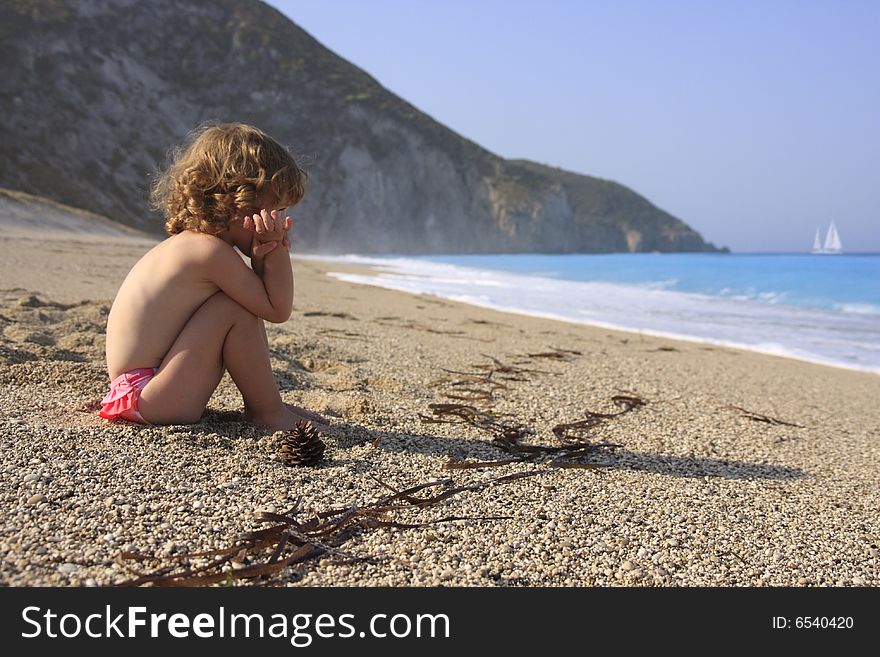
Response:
[1,220,879,587]
[328,270,880,376]
[302,254,880,376]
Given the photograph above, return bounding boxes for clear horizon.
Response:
[268,0,879,253]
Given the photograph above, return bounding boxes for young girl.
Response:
[99,122,327,431]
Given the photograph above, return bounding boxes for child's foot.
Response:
[243,404,330,430]
[284,403,330,428]
[244,406,310,432]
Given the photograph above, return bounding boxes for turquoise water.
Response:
[308,253,880,373]
[416,253,880,315]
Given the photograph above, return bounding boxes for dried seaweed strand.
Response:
[373,320,494,343]
[315,328,369,342]
[420,348,645,470]
[480,354,553,376]
[726,405,805,428]
[116,469,537,587]
[425,398,631,469]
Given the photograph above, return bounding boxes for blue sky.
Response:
[268,0,879,253]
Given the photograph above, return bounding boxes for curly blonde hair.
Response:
[151,122,308,235]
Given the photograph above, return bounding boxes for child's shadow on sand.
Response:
[318,421,807,481]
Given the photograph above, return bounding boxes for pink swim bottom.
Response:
[98,367,157,424]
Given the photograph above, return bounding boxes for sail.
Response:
[824,222,843,252]
[812,222,843,254]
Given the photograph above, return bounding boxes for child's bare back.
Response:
[99,123,327,431]
[106,232,227,379]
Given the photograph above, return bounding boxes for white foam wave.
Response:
[833,302,880,316]
[641,278,679,290]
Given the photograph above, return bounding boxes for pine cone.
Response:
[277,420,325,466]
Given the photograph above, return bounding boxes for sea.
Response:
[302,253,880,374]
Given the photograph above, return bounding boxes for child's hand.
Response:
[243,209,292,244]
[251,238,279,258]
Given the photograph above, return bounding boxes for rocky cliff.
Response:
[0,0,723,253]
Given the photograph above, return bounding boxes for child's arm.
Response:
[248,210,294,314]
[251,236,294,322]
[202,233,293,323]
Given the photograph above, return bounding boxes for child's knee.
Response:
[210,292,258,321]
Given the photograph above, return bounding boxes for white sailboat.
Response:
[811,221,843,254]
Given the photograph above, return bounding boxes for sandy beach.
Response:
[1,195,878,587]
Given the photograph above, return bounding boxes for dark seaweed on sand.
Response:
[373,318,494,342]
[726,405,805,428]
[421,352,645,469]
[115,472,539,587]
[427,396,641,470]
